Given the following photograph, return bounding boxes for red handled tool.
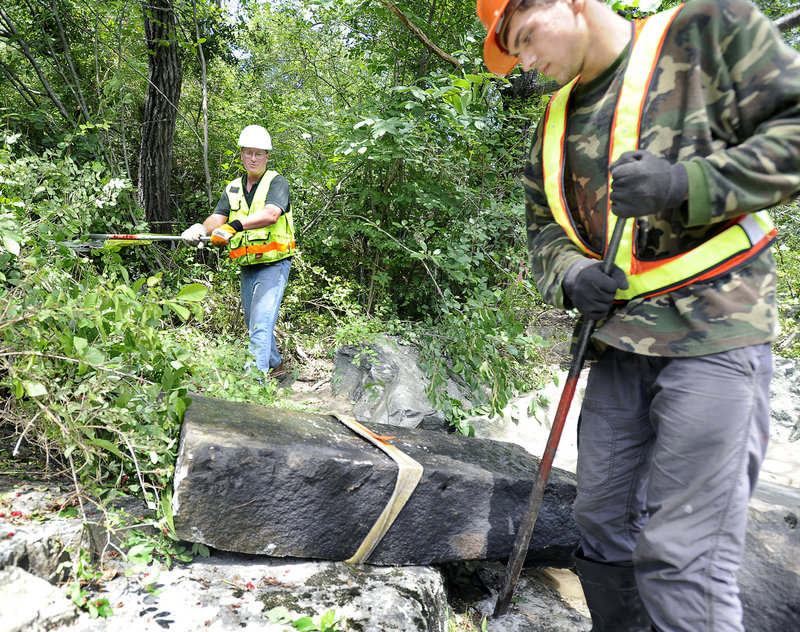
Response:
[493,218,628,617]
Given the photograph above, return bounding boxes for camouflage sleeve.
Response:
[523,120,588,309]
[679,0,800,227]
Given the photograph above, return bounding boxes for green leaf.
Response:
[319,610,338,630]
[175,283,208,302]
[88,438,126,460]
[1,231,21,255]
[266,607,294,624]
[23,381,48,398]
[167,302,190,321]
[192,543,210,557]
[173,396,188,420]
[292,618,319,632]
[73,336,88,355]
[83,346,106,365]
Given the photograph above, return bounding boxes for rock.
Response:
[761,357,800,489]
[0,434,588,632]
[0,476,83,584]
[64,553,449,632]
[474,564,592,632]
[172,395,579,566]
[0,566,78,632]
[770,356,800,442]
[738,498,800,632]
[332,338,471,431]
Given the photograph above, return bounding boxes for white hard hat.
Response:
[237,125,272,150]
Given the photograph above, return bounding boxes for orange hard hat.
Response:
[476,0,521,75]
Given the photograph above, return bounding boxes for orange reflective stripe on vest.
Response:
[229,240,297,259]
[542,4,776,301]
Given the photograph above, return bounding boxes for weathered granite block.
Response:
[172,395,579,566]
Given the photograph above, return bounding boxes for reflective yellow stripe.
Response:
[621,213,776,298]
[541,4,776,301]
[608,6,682,274]
[542,78,595,257]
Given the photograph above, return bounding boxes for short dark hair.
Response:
[498,0,549,53]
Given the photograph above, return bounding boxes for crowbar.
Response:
[493,217,628,617]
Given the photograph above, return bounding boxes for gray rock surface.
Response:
[61,553,450,632]
[0,477,82,584]
[332,338,471,431]
[739,498,800,631]
[172,395,579,566]
[1,566,78,632]
[475,565,592,632]
[770,356,800,442]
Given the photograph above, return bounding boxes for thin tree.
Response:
[139,0,182,230]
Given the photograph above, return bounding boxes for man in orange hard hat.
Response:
[477,0,800,630]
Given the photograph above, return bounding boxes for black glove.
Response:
[563,259,629,321]
[609,150,688,218]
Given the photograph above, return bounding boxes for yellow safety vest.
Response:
[225,171,296,266]
[542,5,776,301]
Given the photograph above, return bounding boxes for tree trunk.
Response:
[139,0,182,230]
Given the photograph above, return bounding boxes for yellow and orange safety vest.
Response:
[542,5,776,301]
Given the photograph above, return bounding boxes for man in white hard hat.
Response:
[181,124,295,379]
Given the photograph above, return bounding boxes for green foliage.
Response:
[267,606,346,632]
[59,549,117,618]
[0,133,284,524]
[772,200,800,357]
[419,277,552,433]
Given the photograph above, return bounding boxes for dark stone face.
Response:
[172,395,580,566]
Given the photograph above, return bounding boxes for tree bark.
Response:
[191,0,212,204]
[139,0,183,230]
[776,9,800,32]
[378,0,461,69]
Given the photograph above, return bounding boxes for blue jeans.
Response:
[574,344,772,632]
[239,257,291,372]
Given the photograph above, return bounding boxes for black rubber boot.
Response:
[573,549,652,632]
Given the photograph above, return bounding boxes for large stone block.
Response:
[172,395,579,566]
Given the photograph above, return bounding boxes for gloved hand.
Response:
[210,223,237,247]
[609,150,688,218]
[181,223,208,249]
[562,259,629,320]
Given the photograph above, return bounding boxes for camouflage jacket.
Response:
[523,0,800,357]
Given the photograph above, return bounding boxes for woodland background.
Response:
[2,0,800,611]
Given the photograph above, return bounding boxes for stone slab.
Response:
[172,395,579,566]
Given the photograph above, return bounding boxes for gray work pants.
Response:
[573,344,772,632]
